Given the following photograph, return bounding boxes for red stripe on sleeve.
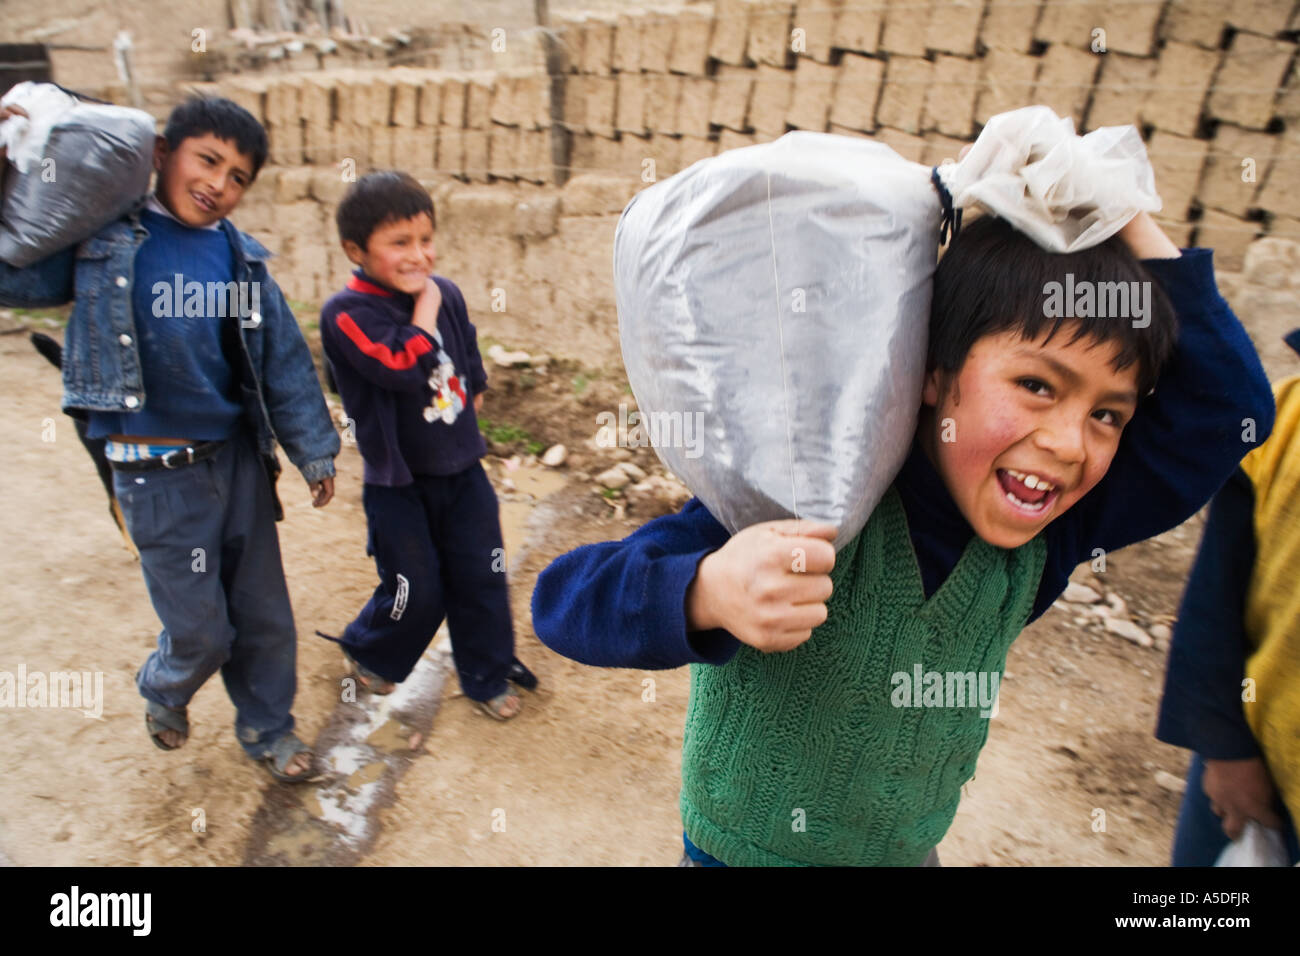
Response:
[336,311,433,370]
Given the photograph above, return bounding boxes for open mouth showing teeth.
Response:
[192,193,215,211]
[996,468,1061,515]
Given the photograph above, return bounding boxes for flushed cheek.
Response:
[948,405,1026,485]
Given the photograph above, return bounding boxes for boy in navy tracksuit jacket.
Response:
[319,171,530,719]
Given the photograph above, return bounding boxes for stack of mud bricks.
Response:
[220,67,553,184]
[218,66,555,301]
[550,0,1300,268]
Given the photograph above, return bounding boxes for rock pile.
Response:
[1052,568,1175,653]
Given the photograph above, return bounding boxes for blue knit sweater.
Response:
[86,208,242,441]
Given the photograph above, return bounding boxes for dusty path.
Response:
[0,326,1215,866]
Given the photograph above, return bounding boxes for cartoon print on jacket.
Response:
[423,323,467,424]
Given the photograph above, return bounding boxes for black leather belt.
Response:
[109,440,226,473]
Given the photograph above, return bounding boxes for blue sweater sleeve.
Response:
[1155,467,1262,759]
[531,498,742,669]
[1033,249,1276,619]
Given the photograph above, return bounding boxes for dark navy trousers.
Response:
[342,461,515,700]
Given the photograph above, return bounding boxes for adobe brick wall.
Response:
[192,1,1299,361]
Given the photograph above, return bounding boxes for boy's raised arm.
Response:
[531,498,742,670]
[1062,246,1275,559]
[439,278,487,396]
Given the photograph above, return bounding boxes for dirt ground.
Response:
[0,276,1296,866]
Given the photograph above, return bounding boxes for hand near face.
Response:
[412,277,442,337]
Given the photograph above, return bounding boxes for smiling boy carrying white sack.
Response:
[533,107,1274,866]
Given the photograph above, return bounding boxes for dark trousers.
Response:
[114,433,297,757]
[342,462,514,700]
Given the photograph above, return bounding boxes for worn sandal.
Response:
[257,733,320,784]
[144,701,188,751]
[477,687,522,721]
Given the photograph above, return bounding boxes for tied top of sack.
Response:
[935,105,1161,253]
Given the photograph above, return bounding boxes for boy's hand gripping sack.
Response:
[0,82,155,267]
[614,107,1159,550]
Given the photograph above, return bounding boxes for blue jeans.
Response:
[1172,753,1300,866]
[115,433,298,757]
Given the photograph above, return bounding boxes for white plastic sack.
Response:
[1215,821,1290,867]
[0,82,155,267]
[615,107,1160,549]
[616,132,937,550]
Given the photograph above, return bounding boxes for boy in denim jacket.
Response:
[0,97,340,781]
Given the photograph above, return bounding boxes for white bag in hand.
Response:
[1215,820,1290,867]
[0,82,155,267]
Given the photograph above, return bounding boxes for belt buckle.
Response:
[161,446,194,469]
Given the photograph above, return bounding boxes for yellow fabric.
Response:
[1240,373,1300,825]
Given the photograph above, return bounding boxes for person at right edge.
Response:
[1156,326,1300,866]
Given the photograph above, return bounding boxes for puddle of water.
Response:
[496,463,567,557]
[365,718,411,753]
[241,637,451,866]
[260,807,332,865]
[347,761,387,791]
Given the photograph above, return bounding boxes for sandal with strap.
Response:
[144,700,188,751]
[477,687,522,721]
[257,732,320,784]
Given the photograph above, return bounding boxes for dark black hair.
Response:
[163,96,269,178]
[336,171,436,249]
[929,215,1178,396]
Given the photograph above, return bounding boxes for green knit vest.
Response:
[680,485,1047,866]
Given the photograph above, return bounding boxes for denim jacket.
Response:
[0,201,339,490]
